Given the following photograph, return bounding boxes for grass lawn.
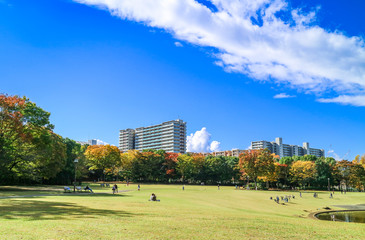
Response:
[0,184,364,239]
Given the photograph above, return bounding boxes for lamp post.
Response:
[74,159,79,192]
[328,177,330,191]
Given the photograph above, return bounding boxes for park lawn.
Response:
[0,184,364,239]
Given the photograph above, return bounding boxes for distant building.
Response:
[202,149,245,157]
[119,129,135,152]
[88,139,98,146]
[119,119,187,153]
[76,141,88,146]
[251,137,325,158]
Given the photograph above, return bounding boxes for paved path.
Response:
[0,190,131,199]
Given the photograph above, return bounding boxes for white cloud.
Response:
[174,41,183,47]
[96,139,109,145]
[273,93,296,99]
[318,95,365,106]
[327,149,341,161]
[209,140,221,152]
[73,0,365,106]
[186,127,221,153]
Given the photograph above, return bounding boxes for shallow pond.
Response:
[316,211,365,223]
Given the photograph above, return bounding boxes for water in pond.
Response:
[316,211,365,223]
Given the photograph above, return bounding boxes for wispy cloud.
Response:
[73,0,365,106]
[318,95,365,107]
[273,93,296,99]
[186,127,221,153]
[174,41,183,47]
[327,149,341,161]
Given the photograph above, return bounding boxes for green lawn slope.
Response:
[0,184,364,239]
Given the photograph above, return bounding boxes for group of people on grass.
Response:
[271,191,337,204]
[271,195,296,204]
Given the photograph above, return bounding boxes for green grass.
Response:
[0,184,364,239]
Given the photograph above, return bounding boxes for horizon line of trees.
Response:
[84,147,364,191]
[1,94,365,190]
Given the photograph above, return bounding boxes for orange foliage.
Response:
[164,152,180,175]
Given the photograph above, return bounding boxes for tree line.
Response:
[1,94,364,190]
[85,147,365,191]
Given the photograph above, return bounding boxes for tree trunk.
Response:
[254,178,257,190]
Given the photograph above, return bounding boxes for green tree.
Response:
[314,157,336,189]
[48,138,87,185]
[128,150,165,182]
[0,94,66,183]
[302,155,318,162]
[176,154,196,182]
[279,156,294,165]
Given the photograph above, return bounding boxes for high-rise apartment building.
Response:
[251,137,325,158]
[119,129,135,152]
[119,119,187,153]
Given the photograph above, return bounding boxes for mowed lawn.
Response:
[0,184,364,239]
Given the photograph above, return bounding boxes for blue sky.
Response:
[1,0,365,159]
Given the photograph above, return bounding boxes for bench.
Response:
[64,186,72,193]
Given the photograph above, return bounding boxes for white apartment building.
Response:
[118,128,135,152]
[251,137,325,158]
[119,119,187,153]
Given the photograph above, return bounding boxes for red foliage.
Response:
[165,152,179,163]
[166,169,175,175]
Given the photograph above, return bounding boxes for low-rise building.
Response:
[202,149,245,157]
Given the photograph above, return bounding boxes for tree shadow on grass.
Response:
[62,193,132,197]
[0,199,137,221]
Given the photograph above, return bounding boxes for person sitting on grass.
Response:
[84,185,93,193]
[149,193,160,202]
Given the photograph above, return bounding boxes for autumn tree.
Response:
[85,144,121,181]
[348,163,365,191]
[164,152,179,179]
[336,160,353,190]
[238,149,275,190]
[290,160,316,188]
[0,94,66,183]
[353,154,365,168]
[271,163,289,187]
[120,150,141,181]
